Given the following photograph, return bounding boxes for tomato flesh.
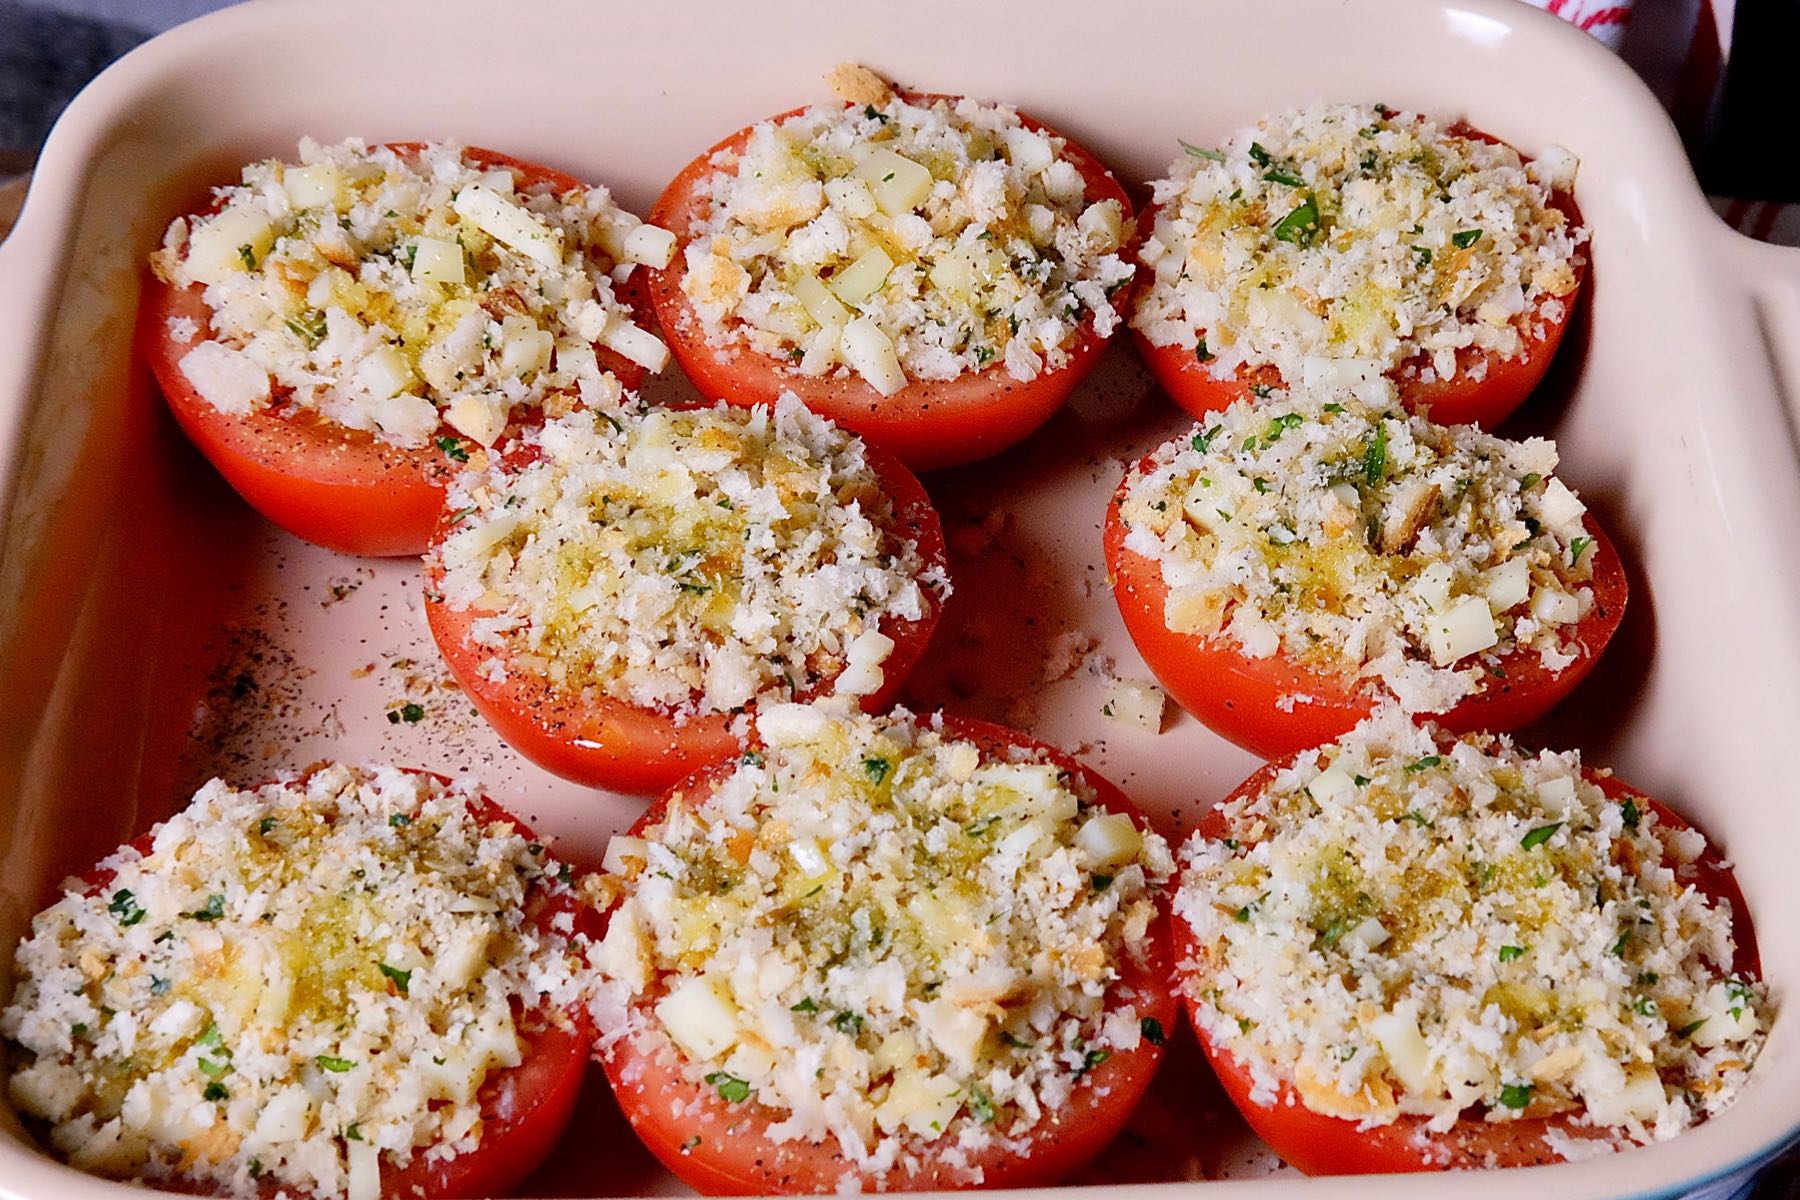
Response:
[423,429,947,795]
[140,145,650,558]
[646,97,1133,472]
[1127,128,1586,431]
[1173,761,1760,1174]
[597,717,1177,1194]
[1102,464,1627,760]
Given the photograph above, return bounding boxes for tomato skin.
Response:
[645,97,1132,472]
[1102,461,1627,760]
[140,145,650,558]
[76,775,595,1199]
[423,427,947,795]
[1174,761,1760,1175]
[1127,132,1586,430]
[597,717,1177,1194]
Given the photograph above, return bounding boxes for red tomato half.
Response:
[76,775,595,1199]
[646,96,1133,472]
[1128,125,1586,430]
[140,145,652,558]
[597,715,1176,1194]
[423,429,947,795]
[1174,761,1760,1174]
[1102,465,1626,760]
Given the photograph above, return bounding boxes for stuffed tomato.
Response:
[1171,712,1766,1173]
[1105,388,1625,758]
[588,702,1177,1193]
[0,765,601,1199]
[143,138,672,556]
[423,397,948,794]
[646,64,1135,471]
[1131,103,1587,429]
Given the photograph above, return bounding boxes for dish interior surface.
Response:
[2,1,1800,1197]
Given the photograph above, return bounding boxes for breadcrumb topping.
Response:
[1117,389,1599,712]
[1134,103,1586,393]
[675,83,1132,396]
[1,765,596,1200]
[153,138,670,449]
[1174,711,1764,1148]
[431,398,944,717]
[589,703,1171,1180]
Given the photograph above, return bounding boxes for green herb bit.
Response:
[1075,1048,1112,1077]
[1520,472,1543,490]
[1262,412,1304,446]
[832,1010,864,1035]
[1400,811,1434,828]
[967,1082,998,1124]
[198,1056,231,1078]
[378,963,412,995]
[1452,229,1483,249]
[1248,142,1272,165]
[964,816,1001,838]
[1192,424,1221,453]
[389,813,413,828]
[1263,165,1305,187]
[284,309,328,350]
[790,997,819,1013]
[108,889,147,927]
[1498,1082,1532,1109]
[1610,930,1632,957]
[1091,873,1114,891]
[1001,1031,1034,1049]
[150,976,171,996]
[346,1124,364,1142]
[316,1055,357,1073]
[1404,755,1441,773]
[184,894,226,922]
[1411,245,1432,267]
[237,244,258,271]
[1498,945,1525,962]
[681,1134,703,1152]
[1141,1017,1166,1046]
[203,1082,229,1102]
[387,702,426,725]
[257,816,278,836]
[1272,195,1321,245]
[704,1071,751,1103]
[1520,822,1562,851]
[1676,1018,1708,1039]
[1195,336,1214,363]
[1362,423,1388,487]
[435,435,470,463]
[1180,140,1226,162]
[1568,535,1593,565]
[1634,995,1659,1018]
[1322,402,1344,414]
[862,756,891,785]
[863,105,889,123]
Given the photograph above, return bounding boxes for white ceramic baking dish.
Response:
[2,0,1799,1196]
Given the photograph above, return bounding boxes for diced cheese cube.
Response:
[1076,812,1142,867]
[794,273,851,327]
[410,236,466,286]
[594,901,650,994]
[1101,678,1166,732]
[1412,561,1454,613]
[1530,586,1581,624]
[875,1069,963,1139]
[347,1138,379,1200]
[1371,1004,1434,1096]
[927,249,976,296]
[446,394,506,447]
[841,317,906,395]
[602,835,649,875]
[1004,127,1056,176]
[556,342,599,380]
[825,176,878,220]
[434,925,491,990]
[833,628,894,696]
[1481,556,1531,613]
[917,998,988,1076]
[1535,775,1577,818]
[621,223,677,269]
[599,316,670,373]
[356,345,414,400]
[592,210,641,258]
[1343,917,1390,952]
[1428,594,1499,666]
[1306,762,1358,806]
[284,163,343,210]
[1533,477,1587,534]
[1076,200,1125,252]
[499,315,554,377]
[654,977,741,1061]
[830,246,895,306]
[855,149,934,216]
[254,1085,312,1142]
[452,184,563,267]
[186,206,278,286]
